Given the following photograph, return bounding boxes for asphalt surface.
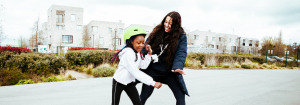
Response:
[0,69,300,105]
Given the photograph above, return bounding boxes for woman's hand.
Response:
[146,45,152,55]
[154,82,162,89]
[171,69,186,75]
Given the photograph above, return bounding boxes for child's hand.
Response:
[154,82,162,89]
[146,45,152,55]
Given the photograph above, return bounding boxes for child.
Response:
[111,26,162,105]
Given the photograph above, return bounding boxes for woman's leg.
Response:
[124,82,142,105]
[165,74,186,105]
[112,79,125,105]
[139,76,162,105]
[140,84,155,105]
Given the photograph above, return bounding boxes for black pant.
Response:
[112,79,142,105]
[140,74,185,105]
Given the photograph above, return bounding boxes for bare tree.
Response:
[81,26,91,47]
[202,39,212,48]
[18,35,27,48]
[29,16,44,49]
[218,36,228,53]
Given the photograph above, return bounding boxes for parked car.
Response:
[266,57,277,62]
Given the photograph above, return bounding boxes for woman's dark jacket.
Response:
[142,32,189,96]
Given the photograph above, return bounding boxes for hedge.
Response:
[187,53,265,64]
[65,50,117,67]
[1,51,68,75]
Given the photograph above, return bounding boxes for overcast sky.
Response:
[0,0,299,46]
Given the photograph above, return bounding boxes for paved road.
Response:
[1,69,300,105]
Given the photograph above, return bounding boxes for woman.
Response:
[140,11,189,105]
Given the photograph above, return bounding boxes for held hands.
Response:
[154,82,162,89]
[146,45,152,55]
[171,69,186,75]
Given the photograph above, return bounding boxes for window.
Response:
[243,39,246,46]
[249,40,252,46]
[62,35,73,43]
[56,25,62,30]
[219,37,223,42]
[119,28,123,34]
[229,38,231,42]
[112,38,121,45]
[71,15,76,21]
[205,36,208,41]
[194,35,199,40]
[99,37,104,45]
[76,25,81,31]
[108,28,112,33]
[56,15,62,22]
[235,39,237,43]
[212,37,215,41]
[92,26,98,32]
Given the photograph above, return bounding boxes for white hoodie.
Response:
[113,48,155,86]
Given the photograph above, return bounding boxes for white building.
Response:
[86,20,124,50]
[42,5,83,53]
[188,29,259,54]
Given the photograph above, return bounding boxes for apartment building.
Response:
[188,29,259,54]
[86,20,124,49]
[42,5,83,53]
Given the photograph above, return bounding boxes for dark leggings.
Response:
[140,74,185,105]
[112,79,142,105]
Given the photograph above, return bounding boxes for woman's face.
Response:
[164,16,173,32]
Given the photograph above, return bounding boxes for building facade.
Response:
[86,20,124,49]
[188,29,260,54]
[42,5,83,53]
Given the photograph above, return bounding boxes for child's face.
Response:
[132,35,145,52]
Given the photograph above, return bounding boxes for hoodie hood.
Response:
[118,47,133,59]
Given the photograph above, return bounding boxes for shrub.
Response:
[184,56,191,67]
[41,76,63,82]
[0,68,29,86]
[75,65,86,72]
[65,50,117,67]
[15,79,34,85]
[66,74,76,80]
[3,53,68,75]
[233,62,241,68]
[85,64,94,75]
[250,63,259,69]
[241,63,251,69]
[0,46,31,53]
[222,63,231,68]
[187,53,264,65]
[93,64,116,77]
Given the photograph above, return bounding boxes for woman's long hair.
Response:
[146,11,185,67]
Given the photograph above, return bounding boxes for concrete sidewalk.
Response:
[0,69,300,105]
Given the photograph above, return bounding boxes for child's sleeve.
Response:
[139,54,152,70]
[122,51,155,86]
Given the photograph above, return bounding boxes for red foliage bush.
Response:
[0,46,31,53]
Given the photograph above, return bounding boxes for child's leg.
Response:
[124,82,142,105]
[112,79,125,105]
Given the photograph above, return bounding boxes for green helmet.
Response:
[123,26,147,44]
